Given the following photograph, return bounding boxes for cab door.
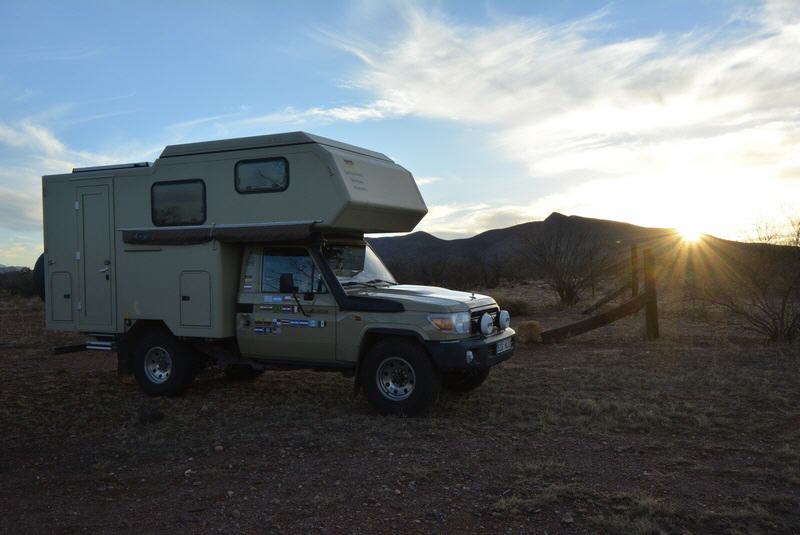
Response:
[236,246,336,362]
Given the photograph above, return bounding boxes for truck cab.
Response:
[39,131,514,415]
[229,238,514,413]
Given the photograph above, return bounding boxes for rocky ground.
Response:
[1,292,798,534]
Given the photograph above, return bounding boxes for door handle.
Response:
[98,267,110,273]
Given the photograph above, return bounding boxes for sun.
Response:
[677,224,704,242]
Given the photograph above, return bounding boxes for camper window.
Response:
[235,158,289,193]
[151,179,206,226]
[261,247,327,294]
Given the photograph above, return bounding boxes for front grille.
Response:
[470,306,499,336]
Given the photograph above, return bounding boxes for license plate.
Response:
[496,338,513,354]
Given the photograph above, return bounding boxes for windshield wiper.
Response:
[340,281,380,289]
[364,278,396,286]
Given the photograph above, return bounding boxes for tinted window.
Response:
[152,180,206,226]
[262,248,326,294]
[236,158,288,193]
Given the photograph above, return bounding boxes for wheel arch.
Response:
[117,319,173,375]
[353,328,429,397]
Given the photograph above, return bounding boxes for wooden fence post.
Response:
[644,248,659,340]
[631,243,639,297]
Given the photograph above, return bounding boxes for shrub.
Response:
[0,269,35,297]
[497,297,531,316]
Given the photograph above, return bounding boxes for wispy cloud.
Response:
[231,99,406,129]
[334,1,800,238]
[414,176,440,186]
[7,45,107,62]
[417,202,544,239]
[0,120,66,155]
[0,119,162,234]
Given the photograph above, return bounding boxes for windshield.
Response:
[323,244,397,287]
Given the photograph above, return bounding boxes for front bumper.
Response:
[425,328,515,371]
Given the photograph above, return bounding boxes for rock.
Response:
[214,445,224,452]
[227,490,234,497]
[562,512,575,524]
[230,509,241,519]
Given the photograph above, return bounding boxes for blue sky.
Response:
[2,0,799,266]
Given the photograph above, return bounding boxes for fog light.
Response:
[465,350,475,364]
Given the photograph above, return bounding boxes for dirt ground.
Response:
[1,290,798,534]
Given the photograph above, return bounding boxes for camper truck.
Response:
[37,132,514,414]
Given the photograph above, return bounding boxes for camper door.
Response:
[75,179,116,331]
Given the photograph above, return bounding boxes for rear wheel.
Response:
[361,338,441,416]
[133,331,195,396]
[33,254,45,301]
[224,364,265,380]
[443,368,491,392]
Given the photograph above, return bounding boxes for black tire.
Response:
[33,254,45,301]
[224,364,265,380]
[133,330,195,396]
[361,337,441,416]
[443,368,491,393]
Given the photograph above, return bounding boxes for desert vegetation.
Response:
[703,217,800,343]
[0,267,35,297]
[375,213,800,345]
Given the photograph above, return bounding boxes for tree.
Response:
[706,217,800,343]
[523,225,610,305]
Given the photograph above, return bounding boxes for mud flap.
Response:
[117,335,133,375]
[351,359,362,399]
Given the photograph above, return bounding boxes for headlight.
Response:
[428,312,471,334]
[480,313,494,336]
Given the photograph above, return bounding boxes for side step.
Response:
[51,337,117,355]
[86,339,116,351]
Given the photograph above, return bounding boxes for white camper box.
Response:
[41,132,427,339]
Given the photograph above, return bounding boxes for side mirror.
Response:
[279,273,297,294]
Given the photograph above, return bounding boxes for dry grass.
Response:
[1,292,798,533]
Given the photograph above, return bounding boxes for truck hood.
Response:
[347,284,496,312]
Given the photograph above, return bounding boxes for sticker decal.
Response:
[270,318,327,328]
[254,320,281,335]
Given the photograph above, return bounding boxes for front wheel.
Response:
[443,368,491,392]
[361,338,441,416]
[133,331,195,396]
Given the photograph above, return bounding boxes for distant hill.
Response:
[0,265,25,274]
[369,212,742,288]
[371,212,674,262]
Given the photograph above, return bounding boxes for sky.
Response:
[1,0,799,267]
